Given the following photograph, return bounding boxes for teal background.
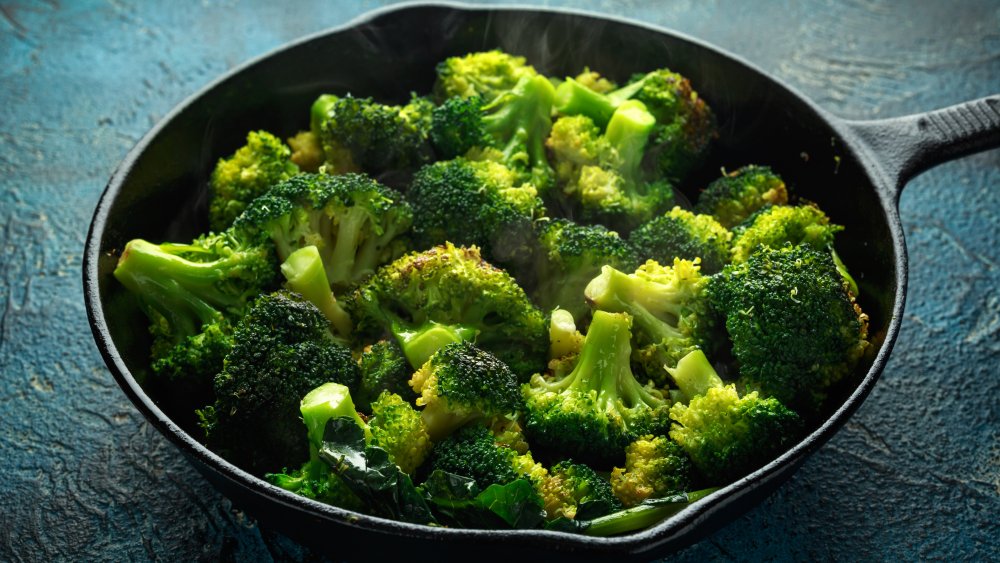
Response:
[1,0,998,560]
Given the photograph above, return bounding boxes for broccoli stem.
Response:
[604,100,656,183]
[583,488,718,536]
[665,349,723,403]
[326,207,371,287]
[393,321,477,369]
[300,382,370,456]
[585,266,684,344]
[114,239,234,336]
[553,77,647,128]
[831,248,860,297]
[482,75,556,171]
[279,245,353,339]
[310,94,338,134]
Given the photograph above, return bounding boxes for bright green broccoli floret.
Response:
[610,434,692,507]
[234,172,412,289]
[538,460,621,520]
[667,349,802,483]
[313,93,433,174]
[434,50,539,103]
[197,291,360,474]
[409,158,542,265]
[584,258,715,386]
[266,382,366,510]
[356,339,413,413]
[695,165,788,228]
[629,206,732,274]
[546,103,674,232]
[349,243,548,380]
[431,74,556,192]
[208,130,299,231]
[523,310,671,465]
[114,230,278,402]
[369,391,432,474]
[730,204,843,263]
[410,341,524,441]
[528,218,639,320]
[707,244,870,413]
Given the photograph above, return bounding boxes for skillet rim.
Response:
[82,1,908,555]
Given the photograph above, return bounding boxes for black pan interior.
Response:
[91,5,898,558]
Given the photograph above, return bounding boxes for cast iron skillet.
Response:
[83,3,1000,560]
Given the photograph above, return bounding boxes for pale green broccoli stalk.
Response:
[280,245,352,341]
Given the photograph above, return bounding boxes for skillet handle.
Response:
[842,95,1000,199]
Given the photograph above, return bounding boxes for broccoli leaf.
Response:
[420,470,545,529]
[318,418,436,524]
[546,488,719,536]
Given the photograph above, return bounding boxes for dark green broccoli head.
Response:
[629,206,733,274]
[349,243,548,380]
[539,460,622,520]
[409,158,542,265]
[434,50,539,103]
[529,218,639,320]
[626,69,717,181]
[428,423,523,490]
[610,435,692,507]
[708,244,870,413]
[695,165,788,228]
[730,204,843,263]
[147,314,234,410]
[314,93,433,173]
[356,339,413,413]
[430,96,491,159]
[369,391,432,474]
[411,341,524,441]
[585,259,715,386]
[198,291,360,474]
[208,130,299,231]
[234,172,413,289]
[523,311,672,465]
[669,384,802,484]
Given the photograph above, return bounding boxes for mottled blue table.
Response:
[2,1,997,560]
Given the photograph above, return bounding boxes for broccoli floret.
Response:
[730,204,843,263]
[286,131,325,173]
[234,172,412,290]
[546,104,674,232]
[430,75,556,192]
[356,339,413,413]
[695,165,788,228]
[349,243,548,380]
[409,341,524,441]
[197,291,360,474]
[428,423,543,491]
[409,158,542,265]
[369,391,432,474]
[523,310,671,464]
[208,130,300,232]
[667,350,802,483]
[114,230,278,399]
[528,218,639,321]
[707,244,870,413]
[279,245,352,342]
[610,434,692,507]
[584,258,714,386]
[313,93,433,174]
[434,50,539,103]
[572,68,617,94]
[554,68,716,182]
[538,460,621,520]
[629,206,732,274]
[266,382,367,509]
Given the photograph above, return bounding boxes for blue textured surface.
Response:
[2,0,998,560]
